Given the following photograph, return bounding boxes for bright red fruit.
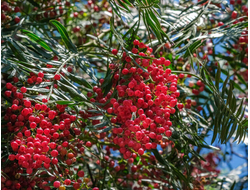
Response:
[53,181,60,188]
[111,49,118,55]
[77,170,84,177]
[231,11,237,19]
[54,74,61,80]
[14,17,21,24]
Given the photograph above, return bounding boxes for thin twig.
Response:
[87,163,95,186]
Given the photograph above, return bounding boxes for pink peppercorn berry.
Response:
[54,74,61,80]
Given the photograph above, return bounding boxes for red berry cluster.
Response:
[91,40,184,160]
[2,77,100,189]
[188,79,205,95]
[1,2,21,24]
[1,0,68,28]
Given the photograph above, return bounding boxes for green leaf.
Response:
[201,144,220,150]
[92,121,109,128]
[190,149,206,162]
[26,88,50,93]
[151,149,167,165]
[101,69,113,96]
[53,88,70,100]
[168,162,190,186]
[20,29,52,51]
[215,63,221,90]
[232,81,245,94]
[110,16,126,47]
[211,116,218,144]
[122,21,138,40]
[57,81,87,101]
[7,40,26,62]
[116,0,130,11]
[89,115,104,120]
[63,69,92,89]
[56,100,75,105]
[94,126,112,133]
[77,56,98,82]
[236,73,247,87]
[183,40,203,58]
[144,10,162,43]
[50,20,77,53]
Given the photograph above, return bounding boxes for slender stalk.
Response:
[87,164,95,186]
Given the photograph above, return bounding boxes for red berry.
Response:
[24,130,31,137]
[8,154,16,161]
[239,37,245,43]
[87,92,93,97]
[73,182,80,189]
[14,7,21,13]
[54,74,61,80]
[53,181,60,188]
[65,1,71,6]
[179,73,185,78]
[197,106,203,111]
[218,22,224,26]
[122,68,129,75]
[164,60,171,66]
[51,150,59,157]
[73,12,78,17]
[15,183,21,189]
[125,56,131,62]
[67,67,73,72]
[14,17,21,24]
[53,56,58,61]
[20,87,27,93]
[111,49,118,55]
[6,83,12,89]
[2,5,9,11]
[64,179,71,185]
[86,141,92,147]
[36,77,43,83]
[24,100,31,107]
[139,42,145,49]
[177,103,184,109]
[38,72,44,78]
[133,39,140,46]
[196,80,203,86]
[231,11,237,19]
[132,48,138,54]
[1,13,6,21]
[165,130,172,137]
[4,91,11,97]
[138,148,144,155]
[109,63,115,70]
[131,165,137,172]
[52,158,58,164]
[100,78,104,84]
[145,143,152,150]
[77,170,84,177]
